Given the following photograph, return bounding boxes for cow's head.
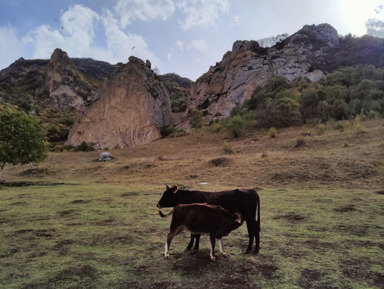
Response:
[157,184,179,208]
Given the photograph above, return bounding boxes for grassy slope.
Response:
[0,119,383,289]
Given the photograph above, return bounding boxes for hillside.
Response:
[1,118,383,288]
[186,24,384,125]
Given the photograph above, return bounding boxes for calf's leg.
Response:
[185,234,195,251]
[217,238,228,257]
[209,232,216,261]
[165,232,174,259]
[186,234,200,254]
[192,234,200,253]
[165,226,184,259]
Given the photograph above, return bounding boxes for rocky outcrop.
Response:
[185,24,384,125]
[45,49,90,110]
[0,49,116,112]
[65,56,171,149]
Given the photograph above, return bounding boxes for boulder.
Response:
[98,152,113,162]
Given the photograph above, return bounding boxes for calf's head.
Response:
[157,184,179,208]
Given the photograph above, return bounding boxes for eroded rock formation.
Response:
[66,56,171,149]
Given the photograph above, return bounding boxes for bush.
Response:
[333,121,350,132]
[160,126,187,138]
[269,127,277,138]
[219,114,255,137]
[315,124,325,135]
[189,110,203,129]
[222,141,235,154]
[77,141,94,152]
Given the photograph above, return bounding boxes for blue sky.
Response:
[1,0,384,80]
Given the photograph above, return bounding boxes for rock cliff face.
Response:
[0,49,116,112]
[186,24,384,125]
[66,57,171,149]
[45,49,93,110]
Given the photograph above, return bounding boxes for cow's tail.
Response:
[158,209,173,218]
[257,192,260,231]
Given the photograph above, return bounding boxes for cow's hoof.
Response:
[222,253,229,258]
[190,249,198,255]
[185,246,192,252]
[245,249,252,254]
[164,256,169,260]
[253,249,259,255]
[210,256,216,262]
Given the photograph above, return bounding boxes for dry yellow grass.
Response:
[3,119,383,191]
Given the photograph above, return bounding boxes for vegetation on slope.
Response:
[160,73,192,112]
[212,64,384,137]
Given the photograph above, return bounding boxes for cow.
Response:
[157,185,260,254]
[160,203,243,261]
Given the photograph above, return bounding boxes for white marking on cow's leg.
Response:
[218,238,228,257]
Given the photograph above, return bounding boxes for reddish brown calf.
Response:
[161,203,243,261]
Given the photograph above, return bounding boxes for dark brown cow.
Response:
[160,203,243,261]
[157,185,260,254]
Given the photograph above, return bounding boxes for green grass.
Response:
[1,184,383,288]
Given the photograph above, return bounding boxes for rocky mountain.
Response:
[185,24,384,126]
[159,73,193,112]
[257,33,289,48]
[65,57,171,149]
[0,48,116,113]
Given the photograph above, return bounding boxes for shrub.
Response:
[189,109,203,129]
[315,124,325,135]
[77,141,94,152]
[222,141,235,154]
[269,127,277,138]
[353,123,367,134]
[334,121,350,132]
[160,126,187,138]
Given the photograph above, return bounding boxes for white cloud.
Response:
[115,0,175,28]
[177,0,230,30]
[167,38,206,60]
[230,15,241,26]
[102,10,160,65]
[22,5,100,59]
[0,24,26,68]
[189,39,206,51]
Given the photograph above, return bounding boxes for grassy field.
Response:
[1,119,383,288]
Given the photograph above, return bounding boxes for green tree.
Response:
[0,109,48,171]
[189,109,203,129]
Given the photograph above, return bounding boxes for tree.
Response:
[0,109,48,171]
[189,109,203,129]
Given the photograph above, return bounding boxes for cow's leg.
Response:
[218,238,228,258]
[191,234,200,253]
[185,234,195,251]
[245,220,256,254]
[209,233,216,261]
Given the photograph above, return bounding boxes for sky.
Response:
[1,0,384,81]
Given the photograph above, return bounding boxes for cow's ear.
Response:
[234,213,242,224]
[171,185,179,193]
